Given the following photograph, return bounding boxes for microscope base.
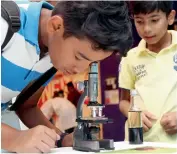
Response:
[73,139,114,152]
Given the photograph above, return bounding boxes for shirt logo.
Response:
[133,64,147,80]
[174,53,177,63]
[173,53,177,71]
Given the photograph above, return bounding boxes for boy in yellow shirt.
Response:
[119,1,177,143]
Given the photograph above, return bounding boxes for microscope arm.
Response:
[76,81,88,119]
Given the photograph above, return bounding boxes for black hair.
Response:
[129,1,173,16]
[174,19,177,25]
[52,1,133,56]
[53,90,64,98]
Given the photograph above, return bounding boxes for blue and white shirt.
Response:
[1,1,54,110]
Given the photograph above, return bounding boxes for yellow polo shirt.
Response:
[119,30,177,143]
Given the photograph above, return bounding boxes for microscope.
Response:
[73,62,114,152]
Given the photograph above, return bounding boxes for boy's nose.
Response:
[73,65,89,74]
[143,24,151,34]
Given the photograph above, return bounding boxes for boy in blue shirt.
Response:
[1,1,133,153]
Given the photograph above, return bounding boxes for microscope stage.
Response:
[76,117,113,124]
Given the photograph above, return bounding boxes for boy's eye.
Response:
[75,55,82,61]
[136,20,143,24]
[151,19,159,23]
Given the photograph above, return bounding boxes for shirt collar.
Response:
[24,1,53,54]
[136,30,177,56]
[136,39,147,56]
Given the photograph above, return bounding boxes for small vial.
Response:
[97,106,103,117]
[90,107,97,118]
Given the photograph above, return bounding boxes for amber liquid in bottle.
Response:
[128,90,143,144]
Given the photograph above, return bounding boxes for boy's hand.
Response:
[142,111,157,132]
[11,125,59,153]
[62,133,73,147]
[160,112,177,135]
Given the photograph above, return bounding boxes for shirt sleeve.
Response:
[118,57,136,90]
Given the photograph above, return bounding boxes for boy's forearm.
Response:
[1,123,21,151]
[16,85,62,135]
[17,106,62,135]
[119,100,130,118]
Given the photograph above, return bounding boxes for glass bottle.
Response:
[128,89,143,144]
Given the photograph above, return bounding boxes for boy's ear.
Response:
[168,10,176,25]
[47,15,64,36]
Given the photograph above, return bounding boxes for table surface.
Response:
[50,141,177,154]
